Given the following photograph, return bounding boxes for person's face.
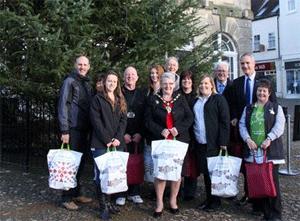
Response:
[75,56,90,76]
[167,59,178,73]
[257,86,270,104]
[199,77,213,96]
[181,77,192,91]
[96,80,103,91]
[216,64,229,82]
[124,67,138,87]
[162,78,175,96]
[240,55,255,76]
[105,74,118,93]
[150,68,159,83]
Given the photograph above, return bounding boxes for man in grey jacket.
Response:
[58,55,93,210]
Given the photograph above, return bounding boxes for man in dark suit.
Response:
[213,61,232,96]
[226,52,276,206]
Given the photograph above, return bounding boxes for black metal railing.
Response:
[0,91,59,170]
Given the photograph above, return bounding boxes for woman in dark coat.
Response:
[179,70,198,201]
[90,70,127,221]
[193,74,230,212]
[145,72,193,218]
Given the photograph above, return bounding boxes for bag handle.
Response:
[60,143,70,150]
[252,148,267,163]
[218,149,228,157]
[106,146,117,152]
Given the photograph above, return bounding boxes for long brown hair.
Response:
[102,70,127,113]
[148,64,164,95]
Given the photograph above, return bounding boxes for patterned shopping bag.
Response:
[47,144,82,190]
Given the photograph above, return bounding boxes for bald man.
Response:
[58,55,93,210]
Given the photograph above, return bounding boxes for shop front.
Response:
[284,60,300,96]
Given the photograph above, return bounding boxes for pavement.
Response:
[1,132,300,221]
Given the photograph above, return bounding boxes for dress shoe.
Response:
[62,201,79,210]
[169,207,179,214]
[73,196,93,203]
[202,203,221,212]
[236,195,248,206]
[153,210,163,218]
[183,196,195,201]
[197,201,208,210]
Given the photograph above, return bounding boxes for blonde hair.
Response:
[198,74,217,96]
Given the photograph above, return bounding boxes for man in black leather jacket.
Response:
[58,55,93,210]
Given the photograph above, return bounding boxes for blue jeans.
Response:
[91,147,107,187]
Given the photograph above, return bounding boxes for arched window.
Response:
[212,33,238,79]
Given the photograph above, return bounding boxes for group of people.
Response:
[57,53,285,221]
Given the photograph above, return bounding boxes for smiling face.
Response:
[167,58,179,74]
[199,76,213,96]
[181,76,192,91]
[75,56,90,76]
[105,74,118,93]
[215,63,229,83]
[257,86,270,104]
[150,68,159,83]
[240,55,255,77]
[162,77,175,96]
[124,67,138,88]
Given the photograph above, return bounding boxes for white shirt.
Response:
[244,72,256,104]
[193,96,210,144]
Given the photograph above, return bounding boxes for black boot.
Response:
[96,185,111,221]
[106,195,120,214]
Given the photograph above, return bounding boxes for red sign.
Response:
[255,62,275,71]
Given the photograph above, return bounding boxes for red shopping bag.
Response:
[182,149,199,179]
[245,150,277,198]
[126,143,144,185]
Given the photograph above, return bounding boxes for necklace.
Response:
[156,93,181,113]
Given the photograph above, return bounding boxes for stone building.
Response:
[194,0,253,79]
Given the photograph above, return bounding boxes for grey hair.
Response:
[123,66,137,77]
[214,61,230,71]
[165,56,179,69]
[240,52,255,61]
[160,72,176,84]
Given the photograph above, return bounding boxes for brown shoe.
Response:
[62,201,79,210]
[73,196,93,203]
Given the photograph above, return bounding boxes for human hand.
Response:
[246,138,257,150]
[261,137,271,149]
[61,134,70,144]
[161,129,170,138]
[124,134,132,144]
[132,133,142,143]
[112,138,120,147]
[231,118,238,127]
[169,127,178,137]
[220,146,227,150]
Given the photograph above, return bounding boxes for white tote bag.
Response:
[151,139,188,181]
[47,144,83,190]
[94,147,129,194]
[207,150,242,198]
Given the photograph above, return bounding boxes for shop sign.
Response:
[255,62,275,71]
[285,60,300,70]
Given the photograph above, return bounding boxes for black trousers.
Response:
[62,128,89,202]
[251,164,282,220]
[194,142,220,206]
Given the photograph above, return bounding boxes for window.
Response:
[286,69,300,94]
[288,0,296,12]
[268,32,276,49]
[254,35,260,52]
